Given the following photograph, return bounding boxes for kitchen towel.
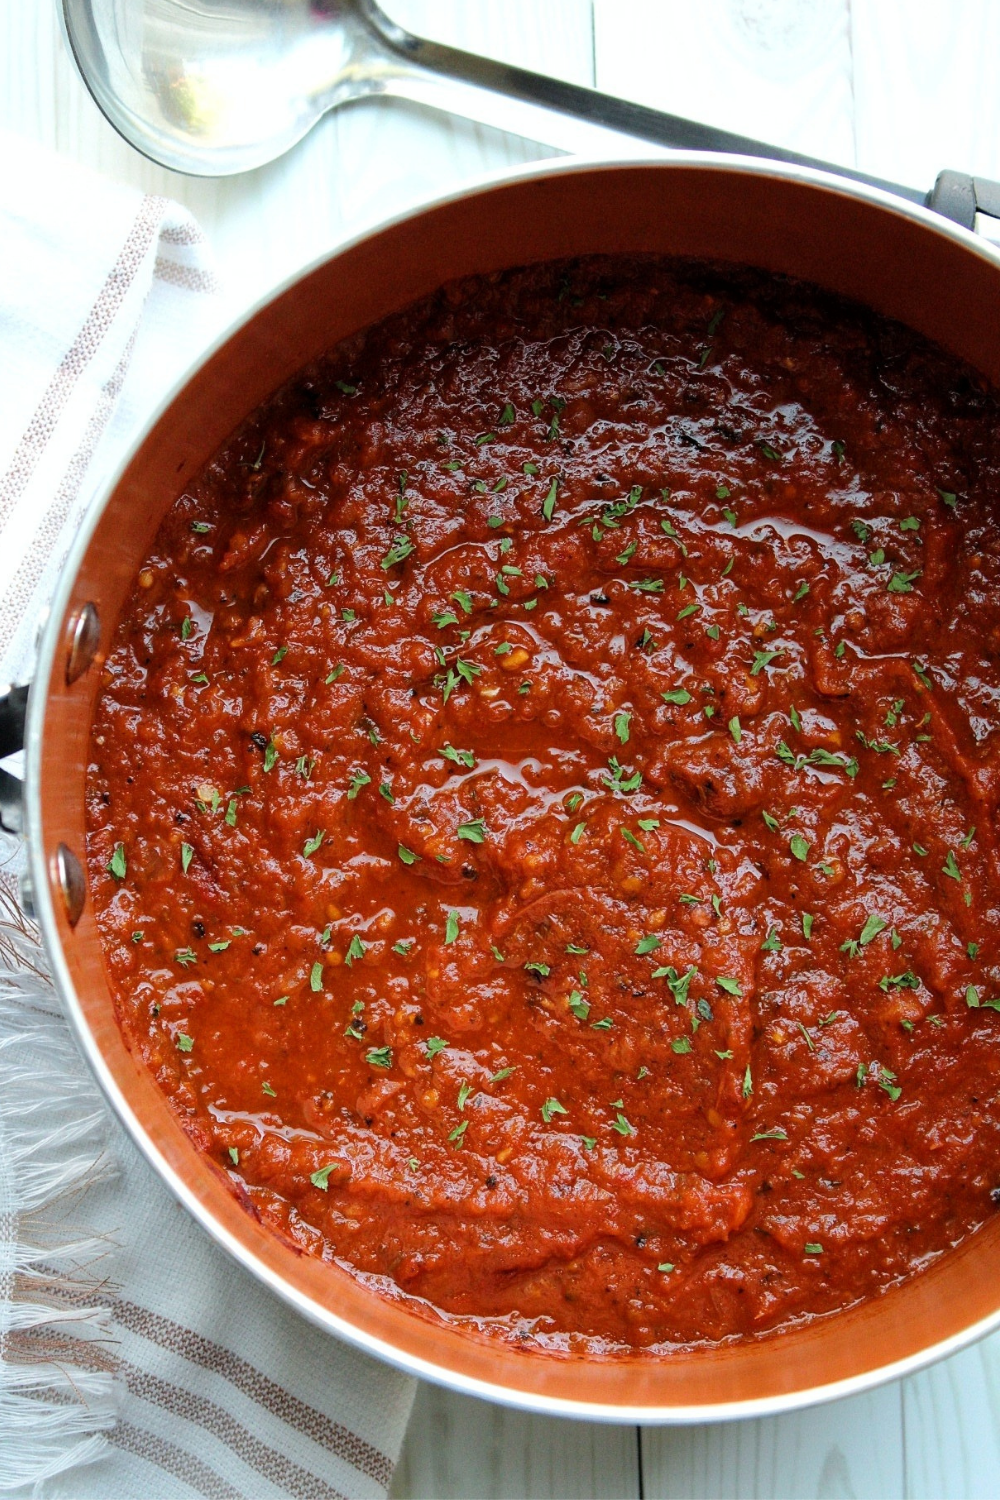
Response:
[0,131,416,1499]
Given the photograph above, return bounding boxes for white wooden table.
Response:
[5,2,1000,1494]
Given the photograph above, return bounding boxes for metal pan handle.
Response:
[0,683,28,837]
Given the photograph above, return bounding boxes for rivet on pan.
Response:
[53,843,86,928]
[65,602,100,686]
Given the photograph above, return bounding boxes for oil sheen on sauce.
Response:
[86,257,1000,1354]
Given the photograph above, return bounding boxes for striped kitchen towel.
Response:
[0,132,416,1498]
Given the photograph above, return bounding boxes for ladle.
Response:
[60,0,998,233]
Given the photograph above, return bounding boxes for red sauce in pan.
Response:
[86,257,1000,1352]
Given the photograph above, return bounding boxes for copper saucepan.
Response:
[8,156,1000,1422]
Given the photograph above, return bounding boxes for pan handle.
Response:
[927,172,1000,242]
[0,683,28,837]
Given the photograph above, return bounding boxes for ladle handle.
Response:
[361,2,1000,236]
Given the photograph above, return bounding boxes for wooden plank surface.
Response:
[3,2,1000,1496]
[390,1385,639,1500]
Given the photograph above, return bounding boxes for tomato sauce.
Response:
[86,257,1000,1352]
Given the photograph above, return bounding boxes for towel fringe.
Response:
[0,898,121,1491]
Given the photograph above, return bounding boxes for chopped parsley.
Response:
[540,477,560,522]
[859,913,887,946]
[381,536,414,570]
[439,743,476,769]
[750,648,782,676]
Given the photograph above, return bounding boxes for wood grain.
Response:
[390,1384,639,1500]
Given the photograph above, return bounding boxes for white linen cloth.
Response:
[0,131,416,1498]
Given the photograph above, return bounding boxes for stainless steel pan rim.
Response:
[24,149,1000,1422]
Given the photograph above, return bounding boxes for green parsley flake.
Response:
[440,743,476,769]
[381,536,414,570]
[445,911,460,945]
[542,478,559,521]
[750,648,782,676]
[569,991,590,1020]
[859,913,887,945]
[347,770,370,800]
[108,843,127,880]
[176,1033,194,1052]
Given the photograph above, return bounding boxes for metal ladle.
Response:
[60,0,1000,233]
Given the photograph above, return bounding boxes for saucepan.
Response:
[5,155,1000,1421]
